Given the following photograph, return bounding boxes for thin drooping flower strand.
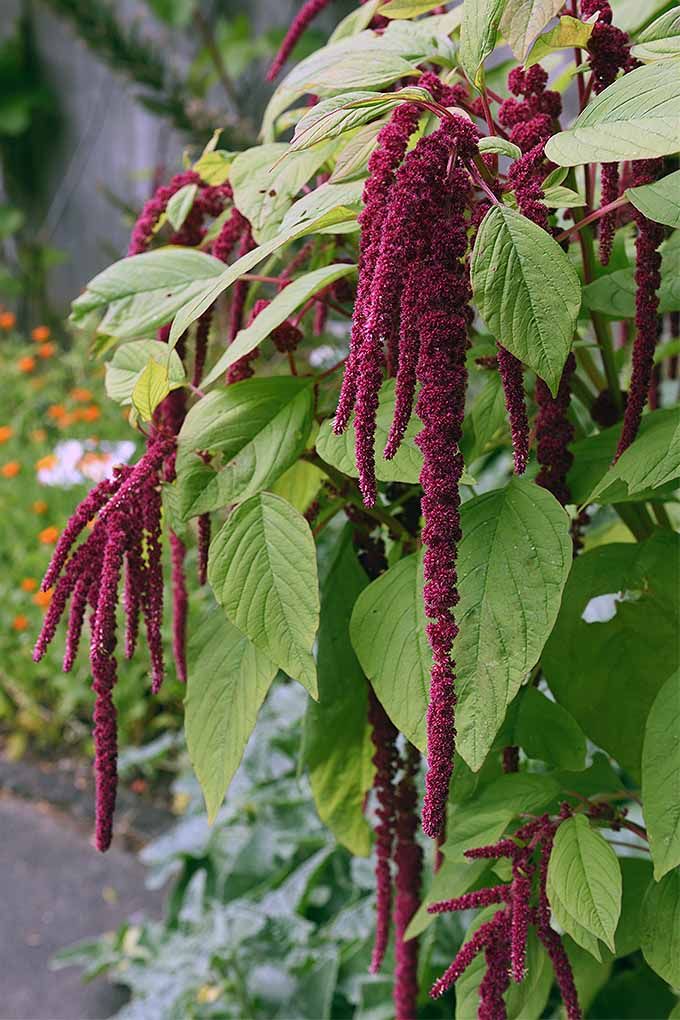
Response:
[478,912,512,1020]
[496,346,529,474]
[580,0,633,265]
[169,533,188,683]
[266,0,333,82]
[614,159,665,460]
[430,909,507,998]
[535,353,577,507]
[90,518,127,852]
[368,688,400,974]
[197,513,211,586]
[393,743,423,1020]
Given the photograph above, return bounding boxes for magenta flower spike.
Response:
[368,689,399,975]
[393,744,423,1020]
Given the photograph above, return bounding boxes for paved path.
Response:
[0,795,163,1020]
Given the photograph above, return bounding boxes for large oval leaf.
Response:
[642,670,680,880]
[547,814,622,957]
[176,377,314,519]
[208,493,320,698]
[230,142,335,242]
[632,7,680,62]
[640,870,680,986]
[543,532,679,775]
[317,378,425,484]
[471,205,581,395]
[350,478,572,769]
[70,248,225,341]
[460,0,508,87]
[626,169,680,228]
[499,0,564,60]
[303,529,374,857]
[185,603,278,822]
[545,61,680,166]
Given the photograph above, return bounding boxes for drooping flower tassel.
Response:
[497,346,529,474]
[393,743,423,1020]
[535,353,577,507]
[169,532,188,683]
[197,513,211,586]
[267,0,333,82]
[90,518,127,852]
[368,688,399,974]
[615,160,665,460]
[127,171,201,255]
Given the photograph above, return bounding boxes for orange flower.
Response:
[33,500,48,514]
[57,412,77,428]
[70,387,93,402]
[1,461,21,478]
[35,454,57,472]
[12,614,29,632]
[0,311,16,330]
[18,356,35,373]
[47,404,67,421]
[79,404,101,422]
[37,342,56,359]
[39,525,59,544]
[30,428,47,442]
[33,588,53,608]
[31,325,51,343]
[21,578,39,592]
[0,425,13,443]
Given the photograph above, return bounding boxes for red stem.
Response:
[556,194,629,242]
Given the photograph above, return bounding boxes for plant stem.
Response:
[615,503,654,541]
[570,371,596,410]
[303,452,413,544]
[652,502,673,529]
[577,223,623,411]
[556,195,629,243]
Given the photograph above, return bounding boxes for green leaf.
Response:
[543,533,680,775]
[329,0,382,42]
[640,870,680,986]
[456,917,552,1020]
[582,229,680,317]
[444,772,561,862]
[71,248,226,342]
[564,936,613,1012]
[208,493,320,697]
[0,203,24,238]
[316,377,425,484]
[478,135,522,160]
[192,148,233,185]
[454,479,572,769]
[547,814,622,956]
[378,0,454,18]
[280,179,365,236]
[627,169,680,228]
[351,479,571,768]
[330,120,385,183]
[589,960,676,1019]
[460,371,509,464]
[185,603,277,822]
[349,551,431,751]
[460,0,508,87]
[201,263,356,387]
[168,207,359,348]
[404,858,488,939]
[524,15,595,68]
[471,205,581,395]
[642,670,680,879]
[290,88,430,152]
[545,61,680,166]
[104,339,185,405]
[131,358,170,422]
[615,858,654,958]
[515,687,587,770]
[270,459,324,514]
[165,183,198,231]
[499,0,564,60]
[303,530,374,856]
[587,407,680,504]
[632,7,680,62]
[176,377,314,518]
[230,142,335,242]
[542,184,588,208]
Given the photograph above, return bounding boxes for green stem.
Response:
[569,371,596,410]
[652,502,673,530]
[303,452,414,545]
[577,223,623,411]
[575,345,606,392]
[615,503,654,541]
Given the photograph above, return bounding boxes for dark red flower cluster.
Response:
[33,434,175,850]
[393,743,423,1020]
[615,159,665,460]
[580,0,633,264]
[535,353,577,507]
[429,813,581,1020]
[368,690,400,975]
[498,66,561,154]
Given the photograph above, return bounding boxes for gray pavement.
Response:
[0,796,163,1020]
